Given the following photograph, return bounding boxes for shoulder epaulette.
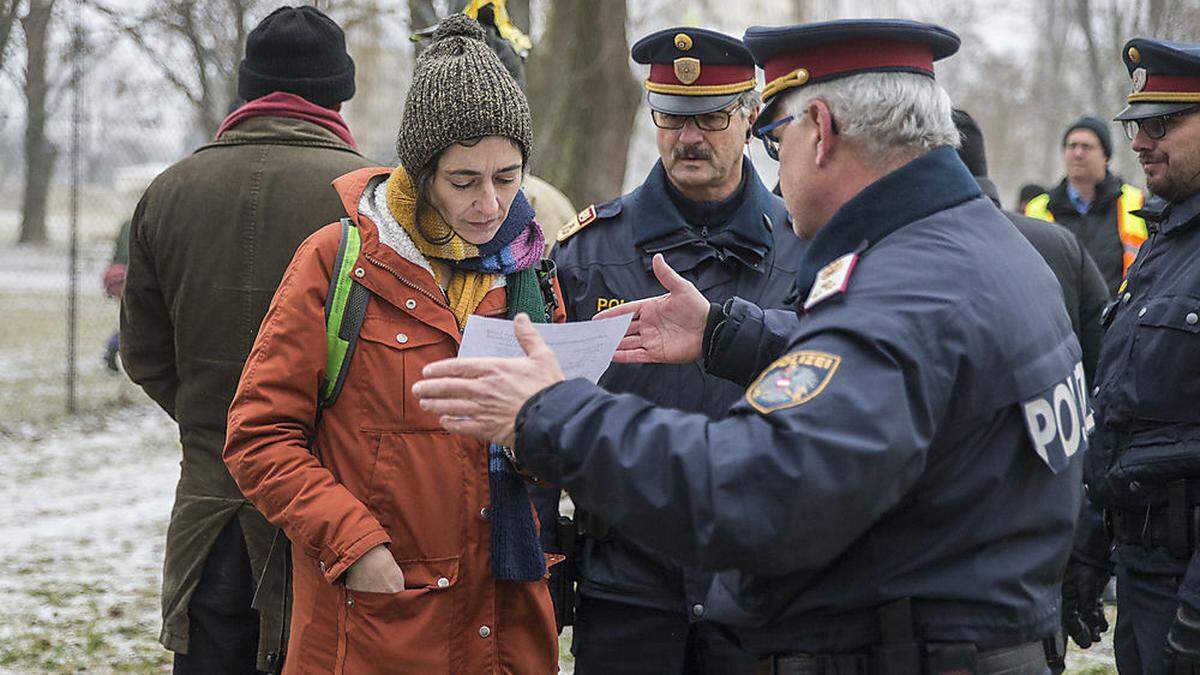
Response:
[557,205,599,243]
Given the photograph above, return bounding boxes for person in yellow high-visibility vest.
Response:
[1025,115,1147,296]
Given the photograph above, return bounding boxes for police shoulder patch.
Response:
[556,205,598,243]
[746,350,842,414]
[804,252,858,311]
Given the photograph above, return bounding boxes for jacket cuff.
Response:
[704,297,765,384]
[320,528,392,584]
[516,378,603,484]
[701,301,725,358]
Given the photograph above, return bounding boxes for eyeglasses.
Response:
[651,106,742,132]
[1122,111,1193,140]
[754,115,794,161]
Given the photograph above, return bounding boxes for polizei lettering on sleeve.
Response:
[1020,361,1094,473]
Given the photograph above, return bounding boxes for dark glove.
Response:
[1165,603,1200,675]
[1061,559,1110,648]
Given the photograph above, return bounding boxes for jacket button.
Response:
[1130,480,1142,493]
[480,506,491,520]
[1092,386,1100,397]
[405,298,417,310]
[692,604,705,617]
[479,625,491,638]
[1083,483,1091,496]
[396,333,409,344]
[1138,307,1148,318]
[346,597,355,608]
[319,561,327,573]
[1122,292,1132,303]
[354,267,365,278]
[1188,312,1199,325]
[437,577,450,589]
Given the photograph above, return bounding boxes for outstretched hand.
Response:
[413,314,565,446]
[592,253,709,364]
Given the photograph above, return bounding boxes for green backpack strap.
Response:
[252,218,371,666]
[320,217,371,410]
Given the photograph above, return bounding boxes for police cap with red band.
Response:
[1116,38,1200,121]
[631,27,758,116]
[743,19,960,133]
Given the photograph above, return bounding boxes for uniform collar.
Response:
[632,157,776,269]
[1159,190,1200,236]
[663,165,747,232]
[790,145,981,305]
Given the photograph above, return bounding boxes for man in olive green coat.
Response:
[120,7,374,673]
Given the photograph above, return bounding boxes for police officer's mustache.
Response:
[1139,151,1167,165]
[675,146,712,161]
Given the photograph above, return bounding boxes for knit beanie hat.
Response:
[951,109,988,177]
[1062,115,1113,158]
[396,14,533,178]
[238,6,356,108]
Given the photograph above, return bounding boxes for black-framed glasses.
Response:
[651,107,740,132]
[754,115,794,161]
[1122,111,1192,140]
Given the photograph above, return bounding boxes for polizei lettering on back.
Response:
[1021,360,1094,473]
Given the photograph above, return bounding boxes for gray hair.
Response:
[781,72,958,168]
[736,89,762,118]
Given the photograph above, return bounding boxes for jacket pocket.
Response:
[354,315,455,431]
[340,556,460,674]
[1133,295,1200,421]
[367,430,469,560]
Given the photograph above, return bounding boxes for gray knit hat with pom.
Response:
[397,14,533,177]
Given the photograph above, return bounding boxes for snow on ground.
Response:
[0,405,178,673]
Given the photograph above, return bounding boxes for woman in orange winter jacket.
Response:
[224,16,560,674]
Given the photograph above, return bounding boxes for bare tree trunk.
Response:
[1147,0,1166,37]
[226,0,250,108]
[18,0,57,245]
[407,0,438,29]
[506,0,530,32]
[0,0,21,75]
[1073,0,1112,117]
[527,0,639,207]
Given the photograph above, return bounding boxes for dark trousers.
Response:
[573,594,755,674]
[173,518,261,675]
[1115,564,1180,675]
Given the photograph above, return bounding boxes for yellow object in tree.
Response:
[464,0,533,56]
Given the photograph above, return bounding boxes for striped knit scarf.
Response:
[385,167,544,327]
[386,166,547,582]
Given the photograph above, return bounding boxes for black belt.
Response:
[1106,479,1199,558]
[755,641,1048,675]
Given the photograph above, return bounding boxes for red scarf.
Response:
[216,92,357,148]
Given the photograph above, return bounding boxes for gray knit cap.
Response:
[397,14,533,177]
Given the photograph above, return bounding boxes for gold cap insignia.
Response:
[674,33,693,51]
[1128,46,1141,64]
[674,57,701,85]
[1131,67,1148,94]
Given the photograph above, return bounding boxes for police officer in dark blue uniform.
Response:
[533,26,804,674]
[414,20,1085,675]
[1066,38,1200,675]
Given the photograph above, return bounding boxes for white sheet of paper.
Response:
[458,314,634,384]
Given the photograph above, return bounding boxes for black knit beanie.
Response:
[238,6,356,108]
[396,14,533,178]
[952,109,988,177]
[1062,115,1113,158]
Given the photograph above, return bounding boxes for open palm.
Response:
[592,254,709,364]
